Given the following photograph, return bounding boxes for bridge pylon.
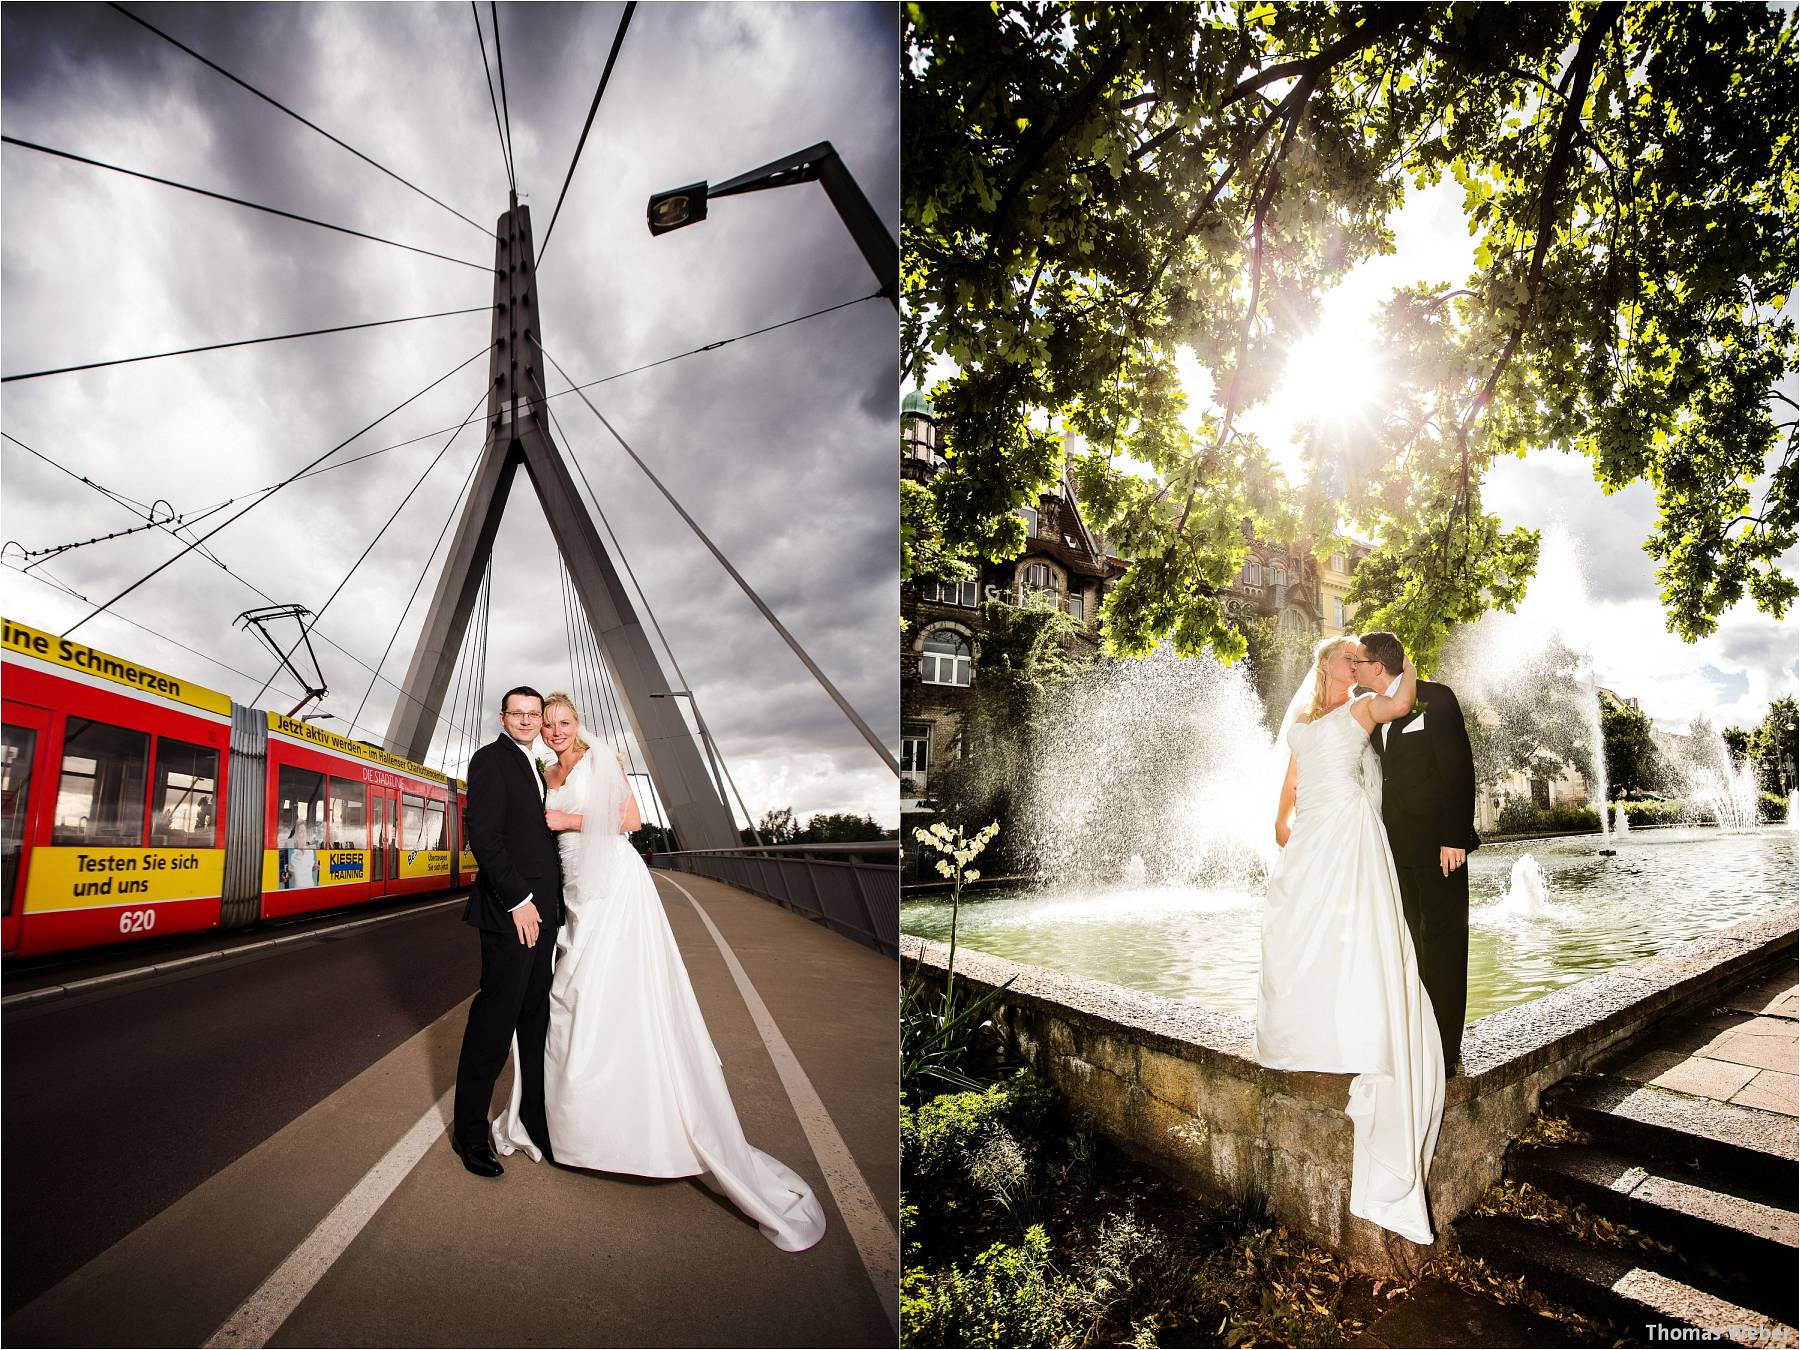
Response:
[384,202,739,852]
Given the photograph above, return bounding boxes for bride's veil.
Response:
[570,737,631,904]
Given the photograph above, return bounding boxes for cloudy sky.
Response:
[1,2,899,827]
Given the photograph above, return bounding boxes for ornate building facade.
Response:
[900,393,1126,819]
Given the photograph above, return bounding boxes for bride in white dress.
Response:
[1257,637,1444,1245]
[492,691,827,1253]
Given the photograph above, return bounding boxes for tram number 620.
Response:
[119,909,157,934]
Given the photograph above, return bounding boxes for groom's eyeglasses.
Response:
[503,709,543,722]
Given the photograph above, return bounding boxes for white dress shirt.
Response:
[1378,671,1404,748]
[504,734,542,913]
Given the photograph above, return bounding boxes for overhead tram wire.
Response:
[348,423,490,740]
[540,346,900,776]
[2,561,312,715]
[250,385,490,704]
[106,3,494,240]
[490,2,516,195]
[471,3,514,193]
[543,396,758,835]
[3,306,490,384]
[58,342,489,640]
[535,1,636,268]
[1,138,492,273]
[3,423,486,750]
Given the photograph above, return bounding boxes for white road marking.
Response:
[657,872,899,1332]
[203,1091,455,1348]
[2,898,465,1010]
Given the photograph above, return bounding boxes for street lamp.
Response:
[649,690,763,847]
[647,141,898,309]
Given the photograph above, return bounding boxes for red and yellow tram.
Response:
[1,617,475,959]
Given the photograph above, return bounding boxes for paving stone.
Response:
[1731,1071,1800,1118]
[1553,1077,1799,1180]
[1723,976,1800,1019]
[1700,1033,1798,1075]
[1651,1056,1762,1101]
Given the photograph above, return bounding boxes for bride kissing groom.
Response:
[1258,632,1478,1246]
[449,685,825,1253]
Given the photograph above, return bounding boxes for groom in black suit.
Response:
[1356,632,1479,1073]
[450,685,563,1176]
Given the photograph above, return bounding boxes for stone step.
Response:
[1547,1075,1799,1194]
[1508,1144,1797,1323]
[1456,1214,1798,1349]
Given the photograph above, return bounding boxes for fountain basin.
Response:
[903,906,1797,1275]
[902,826,1796,1021]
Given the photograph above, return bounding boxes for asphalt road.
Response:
[2,903,479,1315]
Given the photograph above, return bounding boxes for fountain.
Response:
[1501,854,1548,918]
[1614,802,1630,836]
[1682,737,1763,832]
[1121,854,1148,887]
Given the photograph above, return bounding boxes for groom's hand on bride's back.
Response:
[512,899,541,947]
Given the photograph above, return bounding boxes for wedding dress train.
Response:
[493,751,826,1253]
[1255,698,1445,1244]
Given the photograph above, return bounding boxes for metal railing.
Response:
[654,842,898,958]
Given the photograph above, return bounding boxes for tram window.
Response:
[2,724,36,916]
[401,793,431,849]
[328,778,367,848]
[276,766,327,848]
[421,798,447,850]
[54,719,149,847]
[151,739,219,848]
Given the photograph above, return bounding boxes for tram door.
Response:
[1,701,53,955]
[368,786,401,897]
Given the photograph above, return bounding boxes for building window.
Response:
[901,724,930,780]
[1018,506,1039,538]
[151,739,220,848]
[1021,562,1055,601]
[1330,552,1346,574]
[925,579,979,607]
[1244,562,1262,587]
[1530,777,1551,809]
[1068,590,1084,621]
[921,631,973,686]
[1332,597,1346,629]
[1278,607,1306,635]
[1272,565,1287,587]
[55,719,149,847]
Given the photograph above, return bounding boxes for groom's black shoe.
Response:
[450,1132,504,1178]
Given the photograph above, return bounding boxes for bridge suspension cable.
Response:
[57,343,489,639]
[542,396,761,839]
[348,421,490,743]
[535,1,636,269]
[490,3,517,195]
[106,3,495,239]
[541,345,900,776]
[1,137,492,272]
[469,2,514,193]
[2,306,490,385]
[250,386,490,704]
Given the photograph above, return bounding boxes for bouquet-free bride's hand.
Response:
[545,809,582,832]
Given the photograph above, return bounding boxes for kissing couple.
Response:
[1257,631,1478,1246]
[447,685,826,1252]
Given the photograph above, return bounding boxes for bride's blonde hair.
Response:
[1307,636,1357,723]
[542,690,591,746]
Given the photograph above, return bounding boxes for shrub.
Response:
[901,1224,1076,1348]
[1493,795,1601,836]
[1619,797,1687,827]
[1759,791,1789,823]
[903,1069,1057,1187]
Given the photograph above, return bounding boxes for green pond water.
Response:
[901,825,1797,1022]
